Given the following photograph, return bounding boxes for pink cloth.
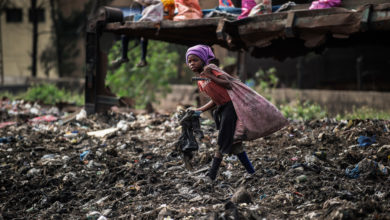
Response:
[30,115,58,123]
[309,0,341,10]
[238,0,257,19]
[208,64,288,141]
[173,0,203,21]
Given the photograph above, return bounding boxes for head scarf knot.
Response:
[186,45,215,65]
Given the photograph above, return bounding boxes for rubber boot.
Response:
[237,151,255,174]
[207,157,222,181]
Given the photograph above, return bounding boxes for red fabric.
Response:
[197,70,231,106]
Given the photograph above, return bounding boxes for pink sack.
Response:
[173,0,203,21]
[208,64,288,141]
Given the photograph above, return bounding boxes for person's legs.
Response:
[207,151,223,181]
[111,35,130,68]
[236,150,255,174]
[137,37,148,67]
[121,35,130,61]
[207,102,236,181]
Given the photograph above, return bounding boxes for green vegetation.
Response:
[336,107,390,120]
[280,101,327,121]
[0,84,84,106]
[106,40,178,109]
[251,67,390,120]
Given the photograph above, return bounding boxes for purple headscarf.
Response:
[186,45,215,65]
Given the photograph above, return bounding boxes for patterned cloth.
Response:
[186,44,215,65]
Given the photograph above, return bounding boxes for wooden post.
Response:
[0,15,3,85]
[31,0,38,77]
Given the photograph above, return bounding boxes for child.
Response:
[186,45,287,181]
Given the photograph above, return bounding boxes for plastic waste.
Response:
[0,136,14,144]
[87,127,119,138]
[117,120,130,132]
[76,109,87,121]
[177,109,203,154]
[222,170,233,179]
[345,164,360,179]
[346,158,388,179]
[138,1,164,22]
[357,135,376,147]
[296,175,307,183]
[80,150,90,162]
[64,131,78,138]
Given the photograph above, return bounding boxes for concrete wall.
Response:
[154,85,390,115]
[271,88,390,114]
[1,0,54,84]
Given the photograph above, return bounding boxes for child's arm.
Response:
[196,100,216,112]
[201,67,232,90]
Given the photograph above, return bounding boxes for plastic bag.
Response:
[309,0,341,10]
[208,64,288,141]
[248,0,272,17]
[173,0,203,21]
[138,2,164,22]
[238,0,256,19]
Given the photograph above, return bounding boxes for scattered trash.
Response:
[76,109,87,121]
[87,127,119,138]
[346,158,389,179]
[1,104,389,219]
[0,121,16,129]
[0,136,14,144]
[357,135,376,147]
[64,131,78,138]
[30,115,58,123]
[231,187,252,204]
[296,175,308,183]
[80,150,90,162]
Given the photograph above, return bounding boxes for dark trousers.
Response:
[213,101,237,155]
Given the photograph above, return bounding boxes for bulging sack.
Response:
[173,0,203,21]
[208,64,288,141]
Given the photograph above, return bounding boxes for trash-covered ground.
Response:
[1,100,390,219]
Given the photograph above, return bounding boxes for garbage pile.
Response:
[1,100,390,219]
